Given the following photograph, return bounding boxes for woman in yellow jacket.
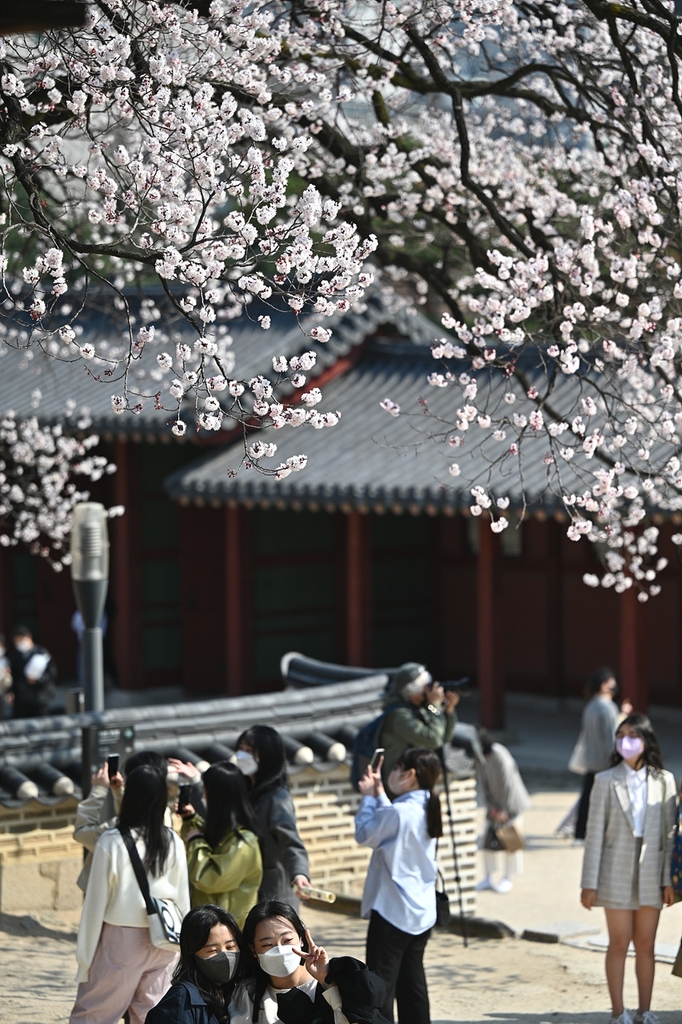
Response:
[180,762,262,929]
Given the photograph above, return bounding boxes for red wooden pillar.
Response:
[619,586,647,712]
[345,512,371,666]
[477,517,503,728]
[547,520,565,699]
[225,505,244,694]
[110,439,140,689]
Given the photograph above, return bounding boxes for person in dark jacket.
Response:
[236,726,311,908]
[147,904,245,1024]
[378,663,458,796]
[230,898,390,1024]
[9,623,57,718]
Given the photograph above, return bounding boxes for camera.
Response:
[440,677,471,693]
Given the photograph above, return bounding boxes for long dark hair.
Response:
[203,762,261,849]
[124,749,167,775]
[395,748,443,839]
[237,725,288,802]
[118,765,172,876]
[172,904,245,1023]
[610,713,664,776]
[242,899,310,1016]
[586,666,616,699]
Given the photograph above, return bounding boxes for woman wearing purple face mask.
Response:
[580,713,677,1024]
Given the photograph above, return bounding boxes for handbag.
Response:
[119,827,183,951]
[483,823,504,851]
[496,821,525,853]
[435,867,451,927]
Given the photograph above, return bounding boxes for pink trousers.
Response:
[70,923,177,1024]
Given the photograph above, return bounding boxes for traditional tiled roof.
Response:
[165,336,624,515]
[0,286,436,439]
[0,676,388,806]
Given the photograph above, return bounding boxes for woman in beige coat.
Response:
[580,713,677,1024]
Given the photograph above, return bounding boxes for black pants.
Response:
[365,910,431,1024]
[574,772,595,840]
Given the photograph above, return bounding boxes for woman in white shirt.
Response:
[355,748,442,1024]
[70,764,190,1024]
[580,714,677,1024]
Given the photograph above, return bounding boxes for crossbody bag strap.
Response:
[435,839,446,892]
[118,827,156,915]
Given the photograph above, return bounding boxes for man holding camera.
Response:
[379,662,459,797]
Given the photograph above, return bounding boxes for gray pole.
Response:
[70,503,110,795]
[73,577,108,713]
[82,627,104,713]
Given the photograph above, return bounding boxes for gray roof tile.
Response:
[166,337,679,516]
[0,285,434,437]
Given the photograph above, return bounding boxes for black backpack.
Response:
[350,704,401,791]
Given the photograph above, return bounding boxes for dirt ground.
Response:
[4,785,682,1023]
[3,905,682,1024]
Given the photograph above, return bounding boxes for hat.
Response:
[393,662,432,698]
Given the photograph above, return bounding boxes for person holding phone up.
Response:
[73,750,170,892]
[378,663,458,797]
[178,762,263,930]
[355,749,442,1024]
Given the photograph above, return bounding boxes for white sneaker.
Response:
[609,1010,634,1024]
[635,1012,660,1024]
[495,878,513,893]
[475,877,495,891]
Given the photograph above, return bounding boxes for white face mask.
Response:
[234,750,258,777]
[257,944,302,978]
[15,639,33,654]
[0,646,5,658]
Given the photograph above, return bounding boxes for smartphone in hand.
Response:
[177,784,192,812]
[107,753,120,777]
[369,747,385,771]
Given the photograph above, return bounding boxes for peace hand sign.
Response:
[293,928,330,985]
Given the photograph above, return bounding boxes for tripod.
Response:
[438,745,468,946]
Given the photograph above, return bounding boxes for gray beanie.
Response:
[393,662,432,699]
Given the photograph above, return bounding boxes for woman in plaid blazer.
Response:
[580,714,677,1024]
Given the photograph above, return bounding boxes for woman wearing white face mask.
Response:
[581,714,677,1024]
[235,727,311,907]
[354,748,442,1024]
[229,898,390,1024]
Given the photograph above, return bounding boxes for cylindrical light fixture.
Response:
[71,502,109,593]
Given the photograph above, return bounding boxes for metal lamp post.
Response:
[70,502,109,713]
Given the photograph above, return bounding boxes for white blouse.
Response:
[624,763,648,837]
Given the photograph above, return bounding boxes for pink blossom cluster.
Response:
[0,412,119,567]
